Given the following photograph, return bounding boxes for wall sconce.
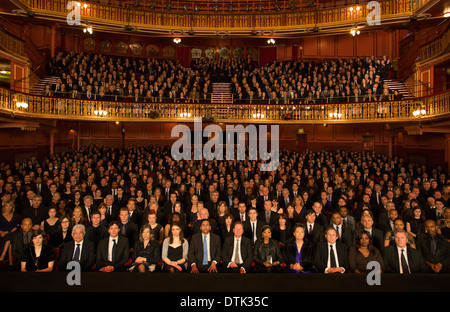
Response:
[16,102,28,109]
[350,28,360,36]
[173,38,181,44]
[329,112,342,119]
[180,112,192,118]
[267,38,275,45]
[94,109,108,116]
[413,109,426,127]
[83,26,93,34]
[253,112,265,119]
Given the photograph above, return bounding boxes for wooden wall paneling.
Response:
[302,37,318,57]
[337,35,354,57]
[319,36,336,57]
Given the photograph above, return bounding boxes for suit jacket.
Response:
[331,223,353,249]
[114,195,129,208]
[315,213,329,228]
[96,235,130,271]
[105,203,121,221]
[258,210,279,228]
[243,219,265,245]
[58,239,96,272]
[383,245,427,273]
[188,233,222,269]
[221,235,253,272]
[416,233,450,272]
[119,222,139,249]
[278,196,294,211]
[314,241,349,273]
[129,210,143,230]
[305,222,324,246]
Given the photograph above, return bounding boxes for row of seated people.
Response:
[231,56,402,104]
[8,203,450,274]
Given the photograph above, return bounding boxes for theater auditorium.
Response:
[0,0,449,298]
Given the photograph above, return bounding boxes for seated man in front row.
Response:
[96,221,130,272]
[188,219,221,273]
[221,221,253,273]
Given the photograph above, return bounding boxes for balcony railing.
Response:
[19,0,431,31]
[1,86,449,124]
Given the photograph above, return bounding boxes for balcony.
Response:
[17,0,435,36]
[1,86,449,124]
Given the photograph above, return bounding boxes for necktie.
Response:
[330,245,337,268]
[240,214,244,222]
[309,224,312,235]
[73,243,81,262]
[202,235,208,265]
[430,236,437,256]
[401,249,410,274]
[336,226,340,237]
[112,239,117,263]
[122,224,126,236]
[233,239,241,264]
[252,223,256,243]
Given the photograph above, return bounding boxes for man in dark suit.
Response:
[314,226,349,273]
[163,192,179,218]
[114,187,129,208]
[312,201,329,228]
[81,195,96,224]
[188,219,222,273]
[58,224,96,272]
[21,195,48,231]
[118,207,139,252]
[243,207,265,246]
[354,214,384,252]
[256,187,272,212]
[127,198,143,231]
[96,221,130,272]
[221,221,253,273]
[104,195,120,222]
[258,200,279,228]
[278,188,293,211]
[416,220,450,273]
[383,230,427,273]
[330,211,353,249]
[10,218,33,271]
[304,209,324,246]
[205,190,220,220]
[85,211,108,250]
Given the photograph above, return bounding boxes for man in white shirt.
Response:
[221,222,253,273]
[314,226,349,273]
[383,230,426,273]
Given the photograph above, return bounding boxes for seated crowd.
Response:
[0,145,449,274]
[231,56,403,104]
[45,52,213,103]
[43,52,402,105]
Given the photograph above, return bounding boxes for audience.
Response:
[46,52,396,105]
[0,143,448,273]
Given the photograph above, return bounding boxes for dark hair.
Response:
[355,230,373,248]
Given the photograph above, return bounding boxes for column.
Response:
[51,26,56,58]
[49,130,56,156]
